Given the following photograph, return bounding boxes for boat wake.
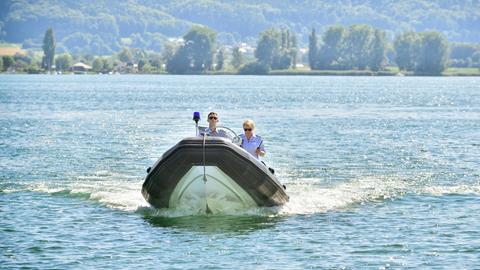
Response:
[281,175,409,215]
[6,170,479,217]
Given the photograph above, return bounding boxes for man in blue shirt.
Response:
[200,112,230,138]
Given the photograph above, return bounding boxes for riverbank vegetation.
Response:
[1,25,479,76]
[2,1,480,53]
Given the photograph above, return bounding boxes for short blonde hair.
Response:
[243,119,256,130]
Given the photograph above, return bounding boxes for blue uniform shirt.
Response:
[201,127,230,138]
[239,134,265,159]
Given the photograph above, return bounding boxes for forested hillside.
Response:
[1,0,479,54]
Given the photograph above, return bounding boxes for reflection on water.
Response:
[141,211,283,233]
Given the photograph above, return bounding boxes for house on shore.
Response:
[71,62,92,74]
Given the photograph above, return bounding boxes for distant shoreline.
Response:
[2,69,479,76]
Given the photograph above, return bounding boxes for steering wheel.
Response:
[217,126,242,146]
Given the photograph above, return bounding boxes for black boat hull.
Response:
[142,137,288,213]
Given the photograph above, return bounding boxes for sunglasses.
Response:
[209,116,218,120]
[244,128,252,131]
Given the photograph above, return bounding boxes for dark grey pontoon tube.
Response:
[142,137,289,209]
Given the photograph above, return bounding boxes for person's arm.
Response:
[256,148,266,157]
[256,139,266,157]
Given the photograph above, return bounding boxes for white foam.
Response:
[280,175,410,215]
[18,172,480,216]
[25,172,149,211]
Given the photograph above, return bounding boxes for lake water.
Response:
[1,75,479,269]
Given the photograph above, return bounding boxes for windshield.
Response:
[197,125,241,145]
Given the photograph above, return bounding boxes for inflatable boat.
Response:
[142,117,288,214]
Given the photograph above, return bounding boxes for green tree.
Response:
[317,25,345,69]
[26,62,42,74]
[281,29,287,50]
[394,32,419,71]
[238,62,270,75]
[343,24,374,70]
[102,58,113,72]
[272,53,292,70]
[290,33,298,69]
[10,53,30,72]
[231,46,243,69]
[92,57,104,72]
[130,48,148,63]
[42,28,55,72]
[2,56,15,71]
[141,62,152,73]
[256,28,296,70]
[255,28,280,68]
[13,53,32,66]
[55,53,73,72]
[166,26,217,74]
[183,26,216,71]
[308,28,318,69]
[161,42,176,63]
[148,53,163,69]
[166,46,191,74]
[138,59,146,71]
[0,57,3,72]
[118,48,133,64]
[216,48,224,71]
[416,31,449,74]
[369,29,387,71]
